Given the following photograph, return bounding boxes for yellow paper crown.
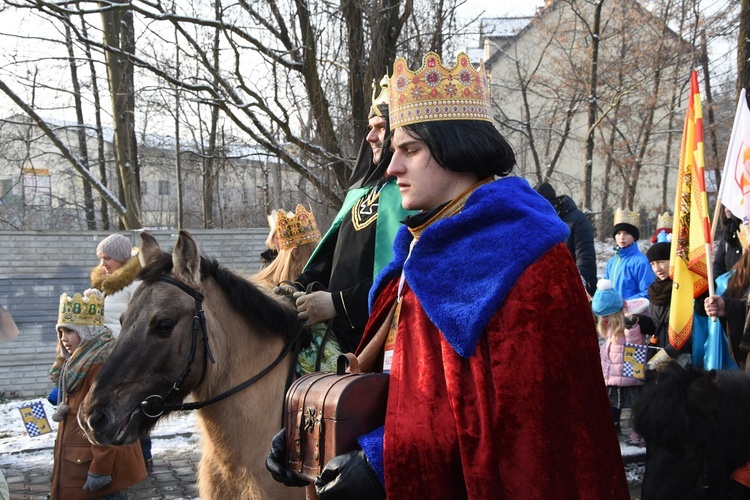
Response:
[58,293,104,327]
[614,208,640,227]
[738,223,750,250]
[389,52,492,129]
[276,205,321,250]
[369,73,390,118]
[656,211,673,230]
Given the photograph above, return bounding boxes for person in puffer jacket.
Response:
[592,278,646,439]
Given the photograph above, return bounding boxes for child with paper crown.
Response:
[604,208,655,299]
[592,278,647,441]
[49,290,146,499]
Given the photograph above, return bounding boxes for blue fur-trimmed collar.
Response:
[370,177,569,358]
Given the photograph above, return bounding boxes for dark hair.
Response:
[397,120,515,179]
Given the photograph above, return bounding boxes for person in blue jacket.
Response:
[604,208,654,300]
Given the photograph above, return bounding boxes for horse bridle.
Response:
[138,275,303,418]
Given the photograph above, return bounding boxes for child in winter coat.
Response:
[592,278,646,442]
[49,290,146,499]
[604,209,655,299]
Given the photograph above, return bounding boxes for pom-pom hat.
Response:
[591,279,624,316]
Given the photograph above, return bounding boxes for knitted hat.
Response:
[591,279,624,316]
[96,234,132,263]
[613,208,640,241]
[534,182,557,203]
[647,242,671,263]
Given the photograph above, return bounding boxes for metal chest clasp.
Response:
[302,407,317,432]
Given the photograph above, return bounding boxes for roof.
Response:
[480,17,533,40]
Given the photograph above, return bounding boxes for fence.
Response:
[0,229,269,398]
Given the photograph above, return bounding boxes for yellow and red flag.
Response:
[668,70,711,351]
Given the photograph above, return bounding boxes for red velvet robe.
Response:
[359,243,630,499]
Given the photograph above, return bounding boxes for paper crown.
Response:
[389,52,493,129]
[656,212,673,230]
[369,73,390,118]
[738,223,750,250]
[58,293,104,327]
[276,205,321,250]
[614,208,640,227]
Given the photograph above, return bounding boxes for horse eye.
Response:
[153,319,175,338]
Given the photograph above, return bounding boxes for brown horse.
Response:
[78,230,305,499]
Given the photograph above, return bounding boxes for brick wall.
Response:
[0,229,269,398]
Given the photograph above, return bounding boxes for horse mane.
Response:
[633,363,750,467]
[138,251,302,343]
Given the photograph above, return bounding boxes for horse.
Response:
[78,230,306,499]
[632,362,750,499]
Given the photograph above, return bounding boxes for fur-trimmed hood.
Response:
[90,254,141,295]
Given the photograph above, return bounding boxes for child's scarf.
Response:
[49,328,113,397]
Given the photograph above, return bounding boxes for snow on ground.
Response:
[0,398,200,468]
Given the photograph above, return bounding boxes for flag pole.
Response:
[710,196,722,243]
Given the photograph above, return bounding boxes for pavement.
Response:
[6,431,645,500]
[5,435,201,500]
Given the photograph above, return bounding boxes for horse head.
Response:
[78,230,301,447]
[633,363,750,499]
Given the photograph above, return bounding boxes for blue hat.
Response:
[592,279,623,316]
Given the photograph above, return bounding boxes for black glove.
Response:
[315,449,385,500]
[82,472,112,492]
[265,429,308,487]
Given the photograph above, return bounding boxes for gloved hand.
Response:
[274,284,299,297]
[47,386,59,405]
[82,472,112,492]
[295,291,336,325]
[315,449,385,500]
[266,429,308,487]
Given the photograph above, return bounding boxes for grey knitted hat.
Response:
[96,234,132,263]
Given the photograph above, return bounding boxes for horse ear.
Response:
[173,230,201,287]
[139,232,162,268]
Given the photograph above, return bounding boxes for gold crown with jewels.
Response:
[276,205,321,250]
[58,293,104,327]
[389,52,493,129]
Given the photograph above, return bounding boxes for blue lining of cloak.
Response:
[369,176,570,358]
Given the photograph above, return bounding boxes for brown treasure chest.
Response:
[285,354,389,482]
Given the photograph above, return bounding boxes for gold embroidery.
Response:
[351,186,381,231]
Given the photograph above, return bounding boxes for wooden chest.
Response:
[285,354,389,482]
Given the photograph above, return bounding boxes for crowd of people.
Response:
[13,48,750,499]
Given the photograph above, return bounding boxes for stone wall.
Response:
[0,229,268,398]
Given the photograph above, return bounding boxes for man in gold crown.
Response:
[279,74,415,354]
[604,208,654,300]
[268,52,628,499]
[49,291,146,498]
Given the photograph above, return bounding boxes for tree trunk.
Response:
[740,0,750,101]
[65,23,96,229]
[100,1,142,229]
[583,0,603,212]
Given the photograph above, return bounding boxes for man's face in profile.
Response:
[366,116,387,164]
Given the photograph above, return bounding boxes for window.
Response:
[158,180,170,196]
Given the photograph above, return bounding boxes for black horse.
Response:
[632,363,750,499]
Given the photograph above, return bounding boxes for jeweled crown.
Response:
[614,208,640,227]
[389,52,493,129]
[276,205,321,250]
[369,73,390,118]
[58,293,104,327]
